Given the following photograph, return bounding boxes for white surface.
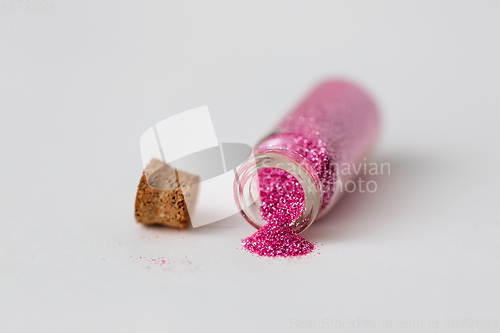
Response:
[189,171,238,228]
[1,1,500,332]
[154,105,218,164]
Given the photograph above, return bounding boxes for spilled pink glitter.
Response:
[241,168,314,257]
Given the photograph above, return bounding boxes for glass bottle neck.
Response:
[234,148,323,233]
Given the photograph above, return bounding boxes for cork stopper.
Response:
[134,159,199,228]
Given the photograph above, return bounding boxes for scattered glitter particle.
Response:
[132,256,198,271]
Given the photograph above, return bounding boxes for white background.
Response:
[1,1,500,332]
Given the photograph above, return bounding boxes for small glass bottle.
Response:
[234,80,381,233]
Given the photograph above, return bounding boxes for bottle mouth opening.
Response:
[234,150,322,233]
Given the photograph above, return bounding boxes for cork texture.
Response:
[135,159,199,228]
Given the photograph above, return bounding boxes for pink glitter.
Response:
[240,80,380,258]
[255,81,380,211]
[134,256,196,271]
[242,168,314,257]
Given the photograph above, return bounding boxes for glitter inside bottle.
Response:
[235,80,380,254]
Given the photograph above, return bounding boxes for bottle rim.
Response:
[233,149,322,234]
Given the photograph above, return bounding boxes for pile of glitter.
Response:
[241,168,314,257]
